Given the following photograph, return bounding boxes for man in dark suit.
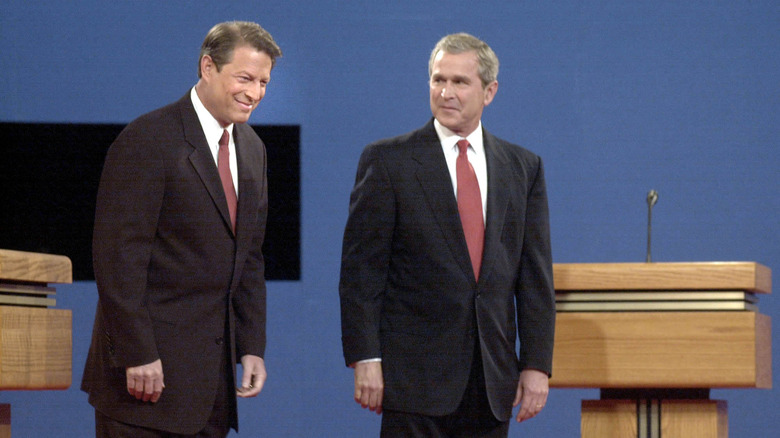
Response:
[339,33,555,437]
[81,21,282,437]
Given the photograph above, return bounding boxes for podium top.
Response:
[0,249,72,284]
[553,262,771,294]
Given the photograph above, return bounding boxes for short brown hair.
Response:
[198,21,282,78]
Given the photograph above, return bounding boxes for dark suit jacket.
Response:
[81,93,268,434]
[339,120,555,421]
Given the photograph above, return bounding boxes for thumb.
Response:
[513,384,523,407]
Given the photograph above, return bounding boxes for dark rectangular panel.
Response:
[0,122,300,281]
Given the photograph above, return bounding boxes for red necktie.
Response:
[456,139,484,280]
[218,129,237,232]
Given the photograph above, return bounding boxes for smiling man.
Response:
[340,33,555,437]
[82,21,281,437]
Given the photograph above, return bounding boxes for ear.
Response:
[483,80,498,107]
[200,55,215,80]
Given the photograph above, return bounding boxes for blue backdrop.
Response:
[1,1,777,436]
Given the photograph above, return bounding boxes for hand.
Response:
[236,354,266,398]
[353,361,384,414]
[126,359,164,403]
[513,368,549,422]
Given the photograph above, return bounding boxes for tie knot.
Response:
[219,129,230,148]
[457,139,470,156]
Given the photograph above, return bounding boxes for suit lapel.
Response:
[412,122,476,283]
[480,130,510,284]
[179,95,235,236]
[233,124,260,239]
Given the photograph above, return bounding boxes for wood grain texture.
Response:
[0,249,72,284]
[0,306,71,389]
[550,311,772,388]
[553,262,771,294]
[661,400,727,438]
[581,400,637,438]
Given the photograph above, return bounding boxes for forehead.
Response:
[222,46,273,72]
[431,50,480,77]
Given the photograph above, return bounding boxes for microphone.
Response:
[646,190,658,262]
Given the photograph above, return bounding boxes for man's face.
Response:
[429,50,497,137]
[198,45,273,127]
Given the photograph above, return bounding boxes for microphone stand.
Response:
[646,190,658,262]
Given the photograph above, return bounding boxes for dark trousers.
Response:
[380,343,510,438]
[95,405,230,438]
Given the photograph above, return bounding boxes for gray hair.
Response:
[428,33,499,88]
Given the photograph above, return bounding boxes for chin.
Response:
[232,114,251,124]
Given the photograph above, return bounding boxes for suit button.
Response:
[215,337,224,345]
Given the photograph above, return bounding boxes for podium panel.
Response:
[0,307,71,389]
[581,399,637,437]
[551,311,771,388]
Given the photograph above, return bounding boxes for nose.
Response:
[440,85,454,99]
[246,82,263,103]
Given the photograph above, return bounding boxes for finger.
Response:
[127,376,136,397]
[373,389,383,414]
[516,401,533,422]
[133,378,146,400]
[142,376,155,402]
[360,387,372,409]
[250,373,266,394]
[241,372,253,390]
[518,405,535,422]
[368,390,378,411]
[237,378,261,398]
[150,379,164,403]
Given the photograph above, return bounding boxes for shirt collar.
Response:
[190,87,234,148]
[433,119,484,155]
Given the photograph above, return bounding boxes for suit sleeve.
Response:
[515,157,556,375]
[339,144,395,366]
[92,124,163,368]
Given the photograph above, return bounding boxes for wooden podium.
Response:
[0,249,72,438]
[549,262,772,438]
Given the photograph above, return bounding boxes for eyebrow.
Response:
[432,72,471,82]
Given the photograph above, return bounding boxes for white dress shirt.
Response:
[190,87,239,197]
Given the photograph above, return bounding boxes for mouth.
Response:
[236,99,255,111]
